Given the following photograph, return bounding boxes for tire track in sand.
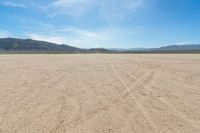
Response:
[125,62,200,131]
[106,58,160,133]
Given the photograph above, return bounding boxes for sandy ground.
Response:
[0,54,200,133]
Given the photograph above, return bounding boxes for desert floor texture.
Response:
[0,54,200,133]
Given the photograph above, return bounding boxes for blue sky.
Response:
[0,0,200,48]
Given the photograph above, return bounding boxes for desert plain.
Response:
[0,54,200,133]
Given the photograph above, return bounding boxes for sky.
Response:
[0,0,200,48]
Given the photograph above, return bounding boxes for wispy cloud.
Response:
[25,26,135,48]
[25,33,67,44]
[64,28,115,48]
[47,0,91,17]
[0,1,26,8]
[46,0,146,23]
[99,0,145,23]
[0,30,11,38]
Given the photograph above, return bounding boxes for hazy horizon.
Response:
[0,0,200,48]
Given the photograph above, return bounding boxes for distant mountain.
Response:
[109,48,147,51]
[110,45,200,52]
[0,38,81,51]
[87,48,113,53]
[153,44,200,51]
[0,38,200,53]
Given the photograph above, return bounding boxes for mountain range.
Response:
[0,38,200,53]
[0,38,81,51]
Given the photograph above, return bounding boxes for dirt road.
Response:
[0,54,200,133]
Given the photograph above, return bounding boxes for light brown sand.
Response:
[0,54,200,133]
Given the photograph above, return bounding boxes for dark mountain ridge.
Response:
[0,38,200,53]
[0,38,81,51]
[152,44,200,51]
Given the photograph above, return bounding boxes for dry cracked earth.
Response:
[0,54,200,133]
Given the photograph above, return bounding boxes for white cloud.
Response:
[25,27,134,48]
[0,30,11,38]
[99,0,145,23]
[175,41,195,45]
[47,0,146,22]
[48,0,91,17]
[65,28,114,48]
[0,1,26,8]
[25,33,67,44]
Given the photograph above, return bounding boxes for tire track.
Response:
[106,58,160,133]
[112,63,145,97]
[124,62,200,131]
